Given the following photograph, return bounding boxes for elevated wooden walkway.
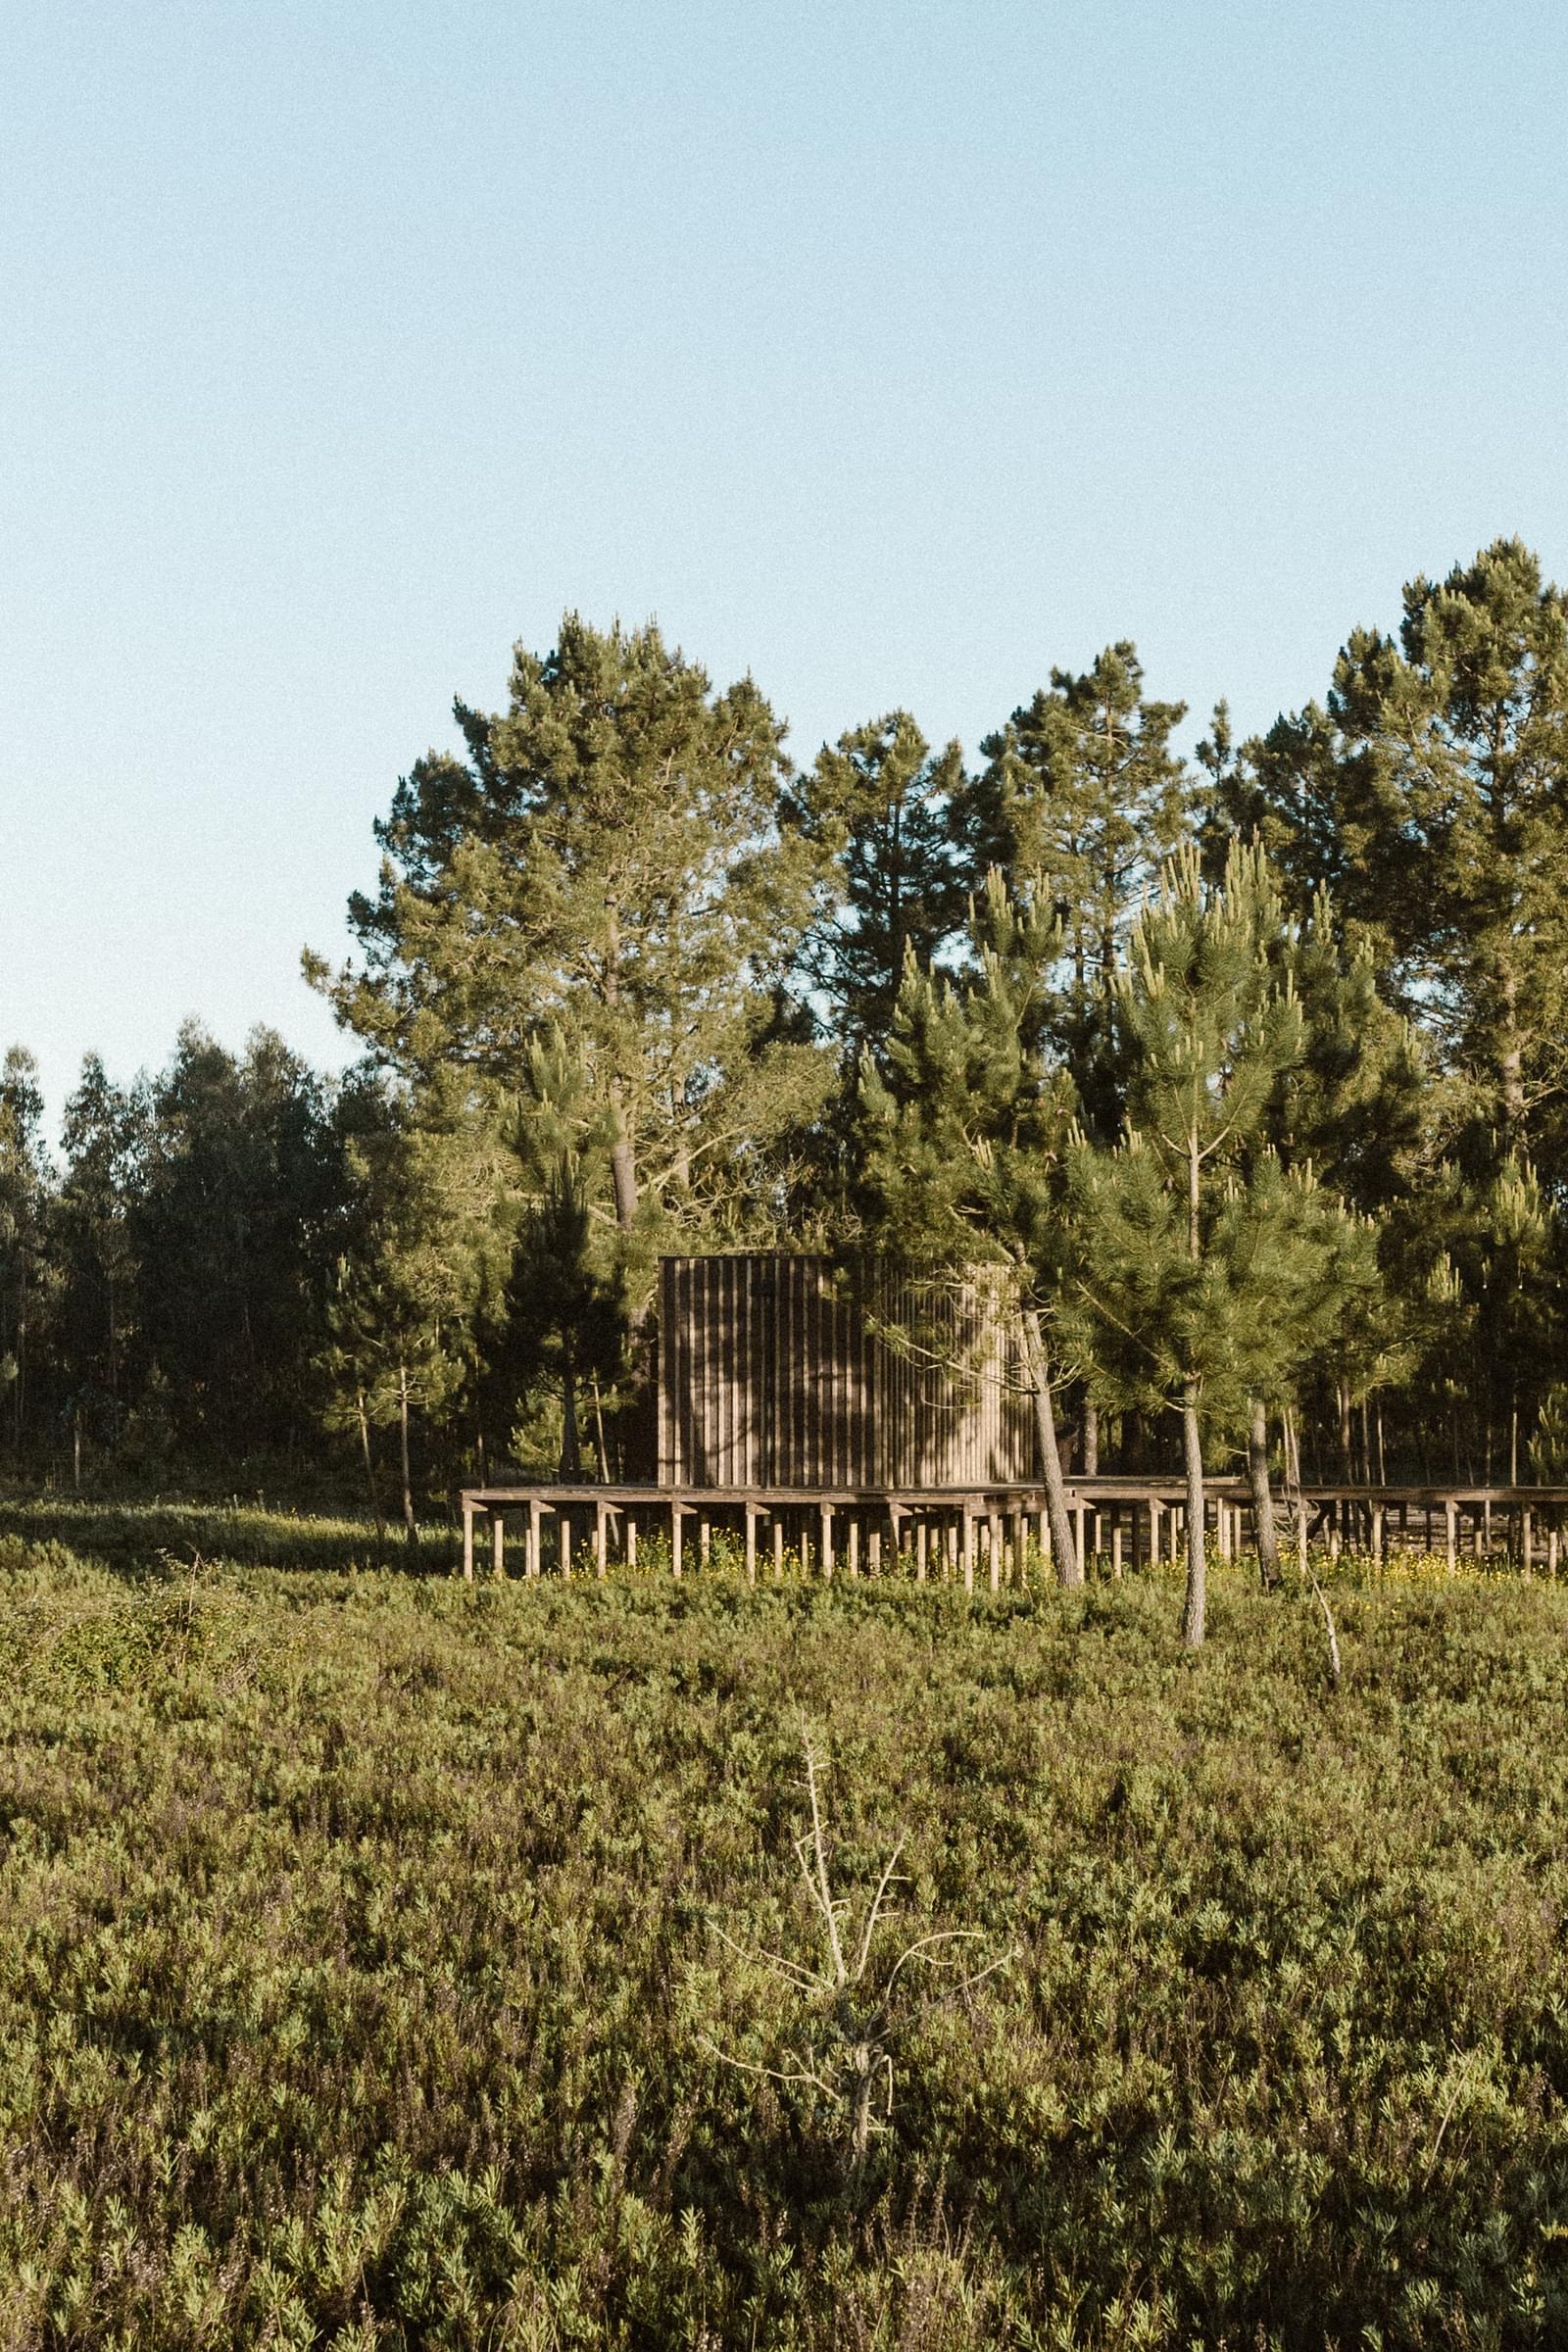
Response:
[460,1477,1568,1587]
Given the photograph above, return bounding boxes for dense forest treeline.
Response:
[6,538,1568,1548]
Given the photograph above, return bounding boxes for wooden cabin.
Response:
[656,1252,1039,1489]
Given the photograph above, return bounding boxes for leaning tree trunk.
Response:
[1248,1396,1279,1590]
[1181,1384,1206,1648]
[1022,1308,1081,1588]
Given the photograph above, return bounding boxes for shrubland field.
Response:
[1,1503,1566,2349]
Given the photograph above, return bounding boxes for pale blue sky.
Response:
[4,0,1566,1127]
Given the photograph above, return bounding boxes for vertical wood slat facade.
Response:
[657,1253,1038,1490]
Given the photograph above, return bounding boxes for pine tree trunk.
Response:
[1022,1308,1081,1587]
[1081,1398,1099,1476]
[1248,1395,1279,1590]
[358,1391,386,1544]
[1181,1385,1205,1648]
[560,1353,582,1479]
[398,1364,417,1545]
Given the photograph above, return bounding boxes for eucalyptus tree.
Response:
[56,1054,141,1463]
[0,1049,52,1451]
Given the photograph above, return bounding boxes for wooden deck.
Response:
[460,1477,1568,1588]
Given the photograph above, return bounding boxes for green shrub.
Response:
[0,1502,1565,2346]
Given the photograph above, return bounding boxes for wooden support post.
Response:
[1522,1505,1534,1578]
[1297,1497,1308,1576]
[1445,1500,1457,1572]
[987,1506,1003,1595]
[595,1503,608,1579]
[527,1498,542,1579]
[848,1518,860,1580]
[1038,1507,1051,1573]
[1111,1519,1123,1581]
[561,1512,573,1582]
[626,1514,638,1570]
[671,1501,683,1579]
[868,1525,881,1575]
[819,1502,834,1582]
[1009,1509,1025,1587]
[463,1501,475,1584]
[1073,1503,1086,1583]
[1473,1510,1484,1562]
[961,1508,974,1594]
[492,1511,506,1581]
[1149,1497,1160,1568]
[744,1504,758,1586]
[913,1515,927,1584]
[700,1516,711,1569]
[1550,1524,1560,1580]
[772,1515,785,1582]
[1371,1503,1384,1567]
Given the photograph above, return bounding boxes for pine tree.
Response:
[308,615,831,1255]
[1065,844,1372,1643]
[858,875,1083,1583]
[781,710,967,1050]
[482,1154,627,1479]
[320,1082,505,1539]
[1203,540,1568,1165]
[955,642,1193,1138]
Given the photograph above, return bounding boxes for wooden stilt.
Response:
[527,1498,542,1579]
[961,1508,974,1593]
[1549,1524,1560,1580]
[745,1504,758,1586]
[987,1507,1003,1595]
[916,1517,929,1584]
[463,1502,474,1584]
[492,1511,506,1581]
[560,1512,572,1581]
[819,1502,834,1582]
[671,1501,683,1579]
[868,1525,882,1575]
[627,1514,638,1570]
[1038,1508,1051,1572]
[1073,1503,1086,1582]
[1111,1519,1123,1581]
[699,1515,711,1569]
[1446,1499,1457,1572]
[1149,1497,1160,1567]
[848,1518,860,1580]
[1522,1505,1534,1578]
[595,1503,608,1579]
[772,1515,785,1582]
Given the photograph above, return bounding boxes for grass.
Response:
[0,1502,1566,2347]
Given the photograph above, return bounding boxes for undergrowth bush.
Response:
[0,1503,1565,2347]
